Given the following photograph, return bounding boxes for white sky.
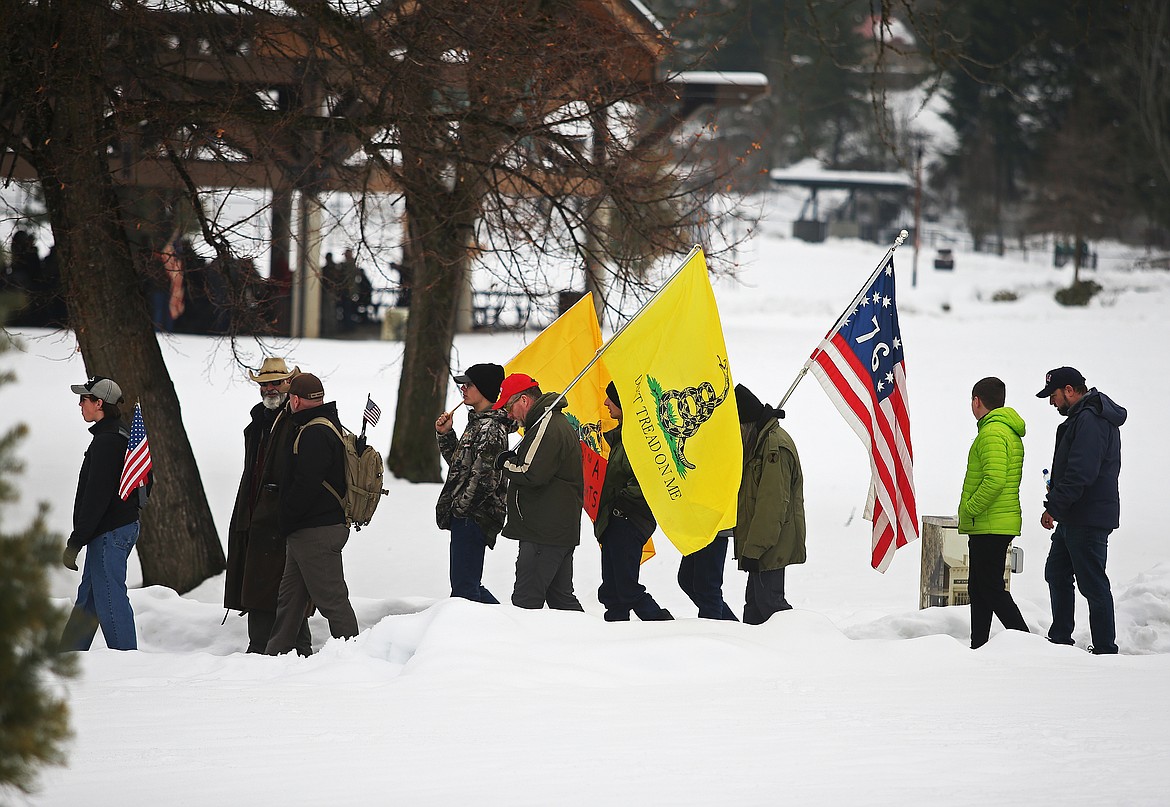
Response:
[6,198,1170,805]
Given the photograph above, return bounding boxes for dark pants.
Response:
[598,516,669,621]
[1045,523,1117,654]
[450,517,499,604]
[247,609,312,656]
[266,524,358,655]
[967,535,1029,648]
[512,542,583,611]
[678,534,737,620]
[744,567,791,625]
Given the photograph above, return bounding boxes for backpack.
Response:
[293,417,388,530]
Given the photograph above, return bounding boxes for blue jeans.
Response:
[678,534,737,620]
[450,517,499,604]
[597,516,667,621]
[62,522,139,651]
[1044,523,1117,653]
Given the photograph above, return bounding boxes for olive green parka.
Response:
[734,418,806,571]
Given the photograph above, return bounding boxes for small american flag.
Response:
[810,254,918,572]
[119,402,153,501]
[363,395,381,428]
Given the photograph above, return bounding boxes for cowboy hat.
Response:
[248,357,299,383]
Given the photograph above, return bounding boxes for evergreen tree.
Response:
[0,294,76,796]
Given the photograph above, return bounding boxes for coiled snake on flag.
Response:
[658,357,731,470]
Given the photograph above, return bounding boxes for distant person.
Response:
[594,382,671,621]
[733,385,806,625]
[435,363,510,604]
[265,373,359,654]
[224,358,311,655]
[494,373,584,611]
[59,376,145,651]
[678,528,737,620]
[958,377,1030,649]
[1037,367,1126,655]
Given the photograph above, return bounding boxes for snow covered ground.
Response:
[6,199,1170,805]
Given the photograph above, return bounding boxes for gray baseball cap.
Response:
[70,375,124,404]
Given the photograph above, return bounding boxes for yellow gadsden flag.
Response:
[506,293,653,562]
[600,247,741,556]
[506,294,614,518]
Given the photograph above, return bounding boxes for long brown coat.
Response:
[224,402,296,612]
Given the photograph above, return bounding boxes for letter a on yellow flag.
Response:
[601,247,741,556]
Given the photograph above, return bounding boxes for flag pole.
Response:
[776,230,909,411]
[536,244,703,418]
[360,393,371,440]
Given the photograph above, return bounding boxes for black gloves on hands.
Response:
[739,556,761,573]
[63,545,80,571]
[494,449,517,470]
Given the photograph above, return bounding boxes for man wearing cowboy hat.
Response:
[224,357,311,654]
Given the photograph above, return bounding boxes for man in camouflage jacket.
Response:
[435,363,510,603]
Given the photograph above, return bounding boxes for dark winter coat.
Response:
[1045,388,1126,529]
[278,402,347,538]
[734,418,806,571]
[500,393,583,548]
[594,426,655,541]
[69,415,140,550]
[224,401,292,613]
[436,406,511,547]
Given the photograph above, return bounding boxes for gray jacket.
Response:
[436,406,512,545]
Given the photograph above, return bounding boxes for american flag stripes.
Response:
[809,255,918,572]
[118,402,152,501]
[363,395,381,428]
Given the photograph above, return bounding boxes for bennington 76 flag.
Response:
[810,255,918,572]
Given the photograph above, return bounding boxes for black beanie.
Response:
[735,383,784,424]
[606,381,620,408]
[735,384,763,424]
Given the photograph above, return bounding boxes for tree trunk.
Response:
[31,2,224,594]
[387,202,474,482]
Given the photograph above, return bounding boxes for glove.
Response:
[63,545,80,571]
[494,449,517,470]
[739,556,761,573]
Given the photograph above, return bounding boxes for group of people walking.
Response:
[57,357,1125,656]
[431,363,809,628]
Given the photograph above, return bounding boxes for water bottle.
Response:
[1043,468,1051,491]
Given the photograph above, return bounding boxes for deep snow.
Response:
[6,198,1170,806]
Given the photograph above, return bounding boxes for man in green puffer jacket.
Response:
[958,377,1030,648]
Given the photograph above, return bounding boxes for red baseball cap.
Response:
[492,373,538,409]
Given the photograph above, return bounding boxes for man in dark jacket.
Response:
[435,362,510,603]
[224,357,311,654]
[495,373,584,611]
[594,382,671,621]
[1037,367,1127,654]
[733,384,806,625]
[60,376,142,651]
[265,373,359,654]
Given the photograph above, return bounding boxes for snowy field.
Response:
[6,199,1170,806]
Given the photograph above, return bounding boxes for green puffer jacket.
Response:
[958,406,1025,536]
[734,419,806,571]
[500,393,584,547]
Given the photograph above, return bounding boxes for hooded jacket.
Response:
[436,406,511,546]
[594,426,655,541]
[1046,388,1126,529]
[958,406,1026,536]
[278,401,347,537]
[69,415,140,550]
[500,392,583,547]
[734,418,806,571]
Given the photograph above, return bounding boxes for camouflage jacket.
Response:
[436,406,512,546]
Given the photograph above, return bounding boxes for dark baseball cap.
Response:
[453,363,505,403]
[288,372,325,400]
[1036,367,1086,398]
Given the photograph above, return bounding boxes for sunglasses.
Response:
[258,380,287,389]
